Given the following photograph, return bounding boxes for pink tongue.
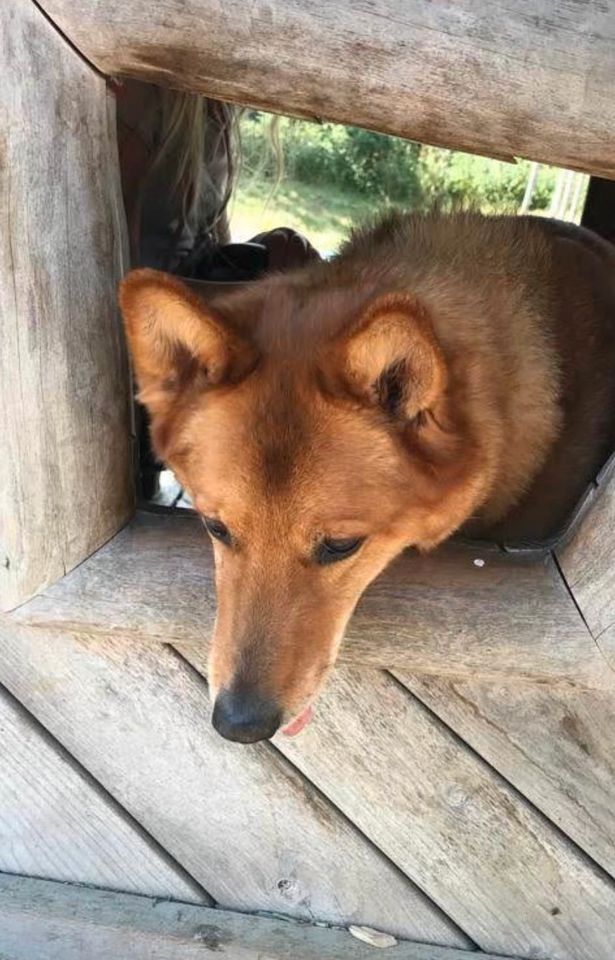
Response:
[281,704,314,737]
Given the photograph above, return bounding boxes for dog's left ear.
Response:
[336,294,446,419]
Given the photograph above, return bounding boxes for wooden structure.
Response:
[2,1,615,957]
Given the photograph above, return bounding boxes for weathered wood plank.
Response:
[0,875,517,960]
[397,674,615,879]
[0,687,205,902]
[239,664,615,960]
[601,624,615,670]
[0,0,134,611]
[39,0,615,177]
[11,510,609,689]
[0,624,468,946]
[557,479,615,640]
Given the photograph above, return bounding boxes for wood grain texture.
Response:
[601,624,615,670]
[398,674,615,879]
[250,665,615,960]
[12,510,609,688]
[0,623,468,947]
[39,0,615,177]
[557,480,615,640]
[0,0,134,611]
[0,875,517,960]
[0,688,204,902]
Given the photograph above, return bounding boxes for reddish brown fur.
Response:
[119,212,615,732]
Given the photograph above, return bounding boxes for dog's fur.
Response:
[119,212,615,737]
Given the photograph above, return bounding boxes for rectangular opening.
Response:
[115,84,614,556]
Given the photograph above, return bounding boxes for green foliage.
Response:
[240,113,421,205]
[238,111,557,214]
[417,148,557,213]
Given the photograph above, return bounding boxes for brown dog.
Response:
[119,212,615,742]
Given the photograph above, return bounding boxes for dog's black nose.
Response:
[212,687,282,743]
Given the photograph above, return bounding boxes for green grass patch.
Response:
[230,176,383,254]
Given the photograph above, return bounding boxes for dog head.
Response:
[119,269,482,742]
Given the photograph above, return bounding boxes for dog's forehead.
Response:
[212,375,403,505]
[251,373,311,489]
[177,370,311,488]
[175,317,409,524]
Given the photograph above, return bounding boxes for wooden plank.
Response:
[0,875,516,960]
[0,0,134,611]
[0,688,205,903]
[557,479,615,640]
[602,625,615,669]
[397,674,615,879]
[554,157,615,645]
[212,662,615,959]
[39,0,615,178]
[0,623,469,947]
[11,510,610,689]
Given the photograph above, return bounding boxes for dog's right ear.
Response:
[118,270,257,416]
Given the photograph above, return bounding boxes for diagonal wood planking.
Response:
[398,674,615,879]
[0,687,205,903]
[0,623,469,947]
[217,663,615,960]
[601,625,615,670]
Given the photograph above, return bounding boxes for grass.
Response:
[229,175,386,256]
[229,169,588,258]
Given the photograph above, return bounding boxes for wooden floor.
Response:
[1,492,615,959]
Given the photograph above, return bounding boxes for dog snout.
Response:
[212,685,282,743]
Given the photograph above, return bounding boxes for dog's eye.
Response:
[315,536,365,565]
[203,516,231,545]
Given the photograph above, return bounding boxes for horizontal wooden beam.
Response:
[39,0,615,177]
[8,510,611,689]
[0,874,517,960]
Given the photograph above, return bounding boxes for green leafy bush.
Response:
[238,111,557,214]
[417,148,557,213]
[240,113,421,205]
